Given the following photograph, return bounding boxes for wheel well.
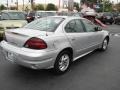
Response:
[59,47,73,59]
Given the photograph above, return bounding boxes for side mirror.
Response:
[94,26,102,31]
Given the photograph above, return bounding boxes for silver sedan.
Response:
[0,16,110,74]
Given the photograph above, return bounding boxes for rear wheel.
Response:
[53,51,71,74]
[110,22,113,25]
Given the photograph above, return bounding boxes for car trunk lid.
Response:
[5,28,53,47]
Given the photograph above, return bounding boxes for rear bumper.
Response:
[0,41,58,69]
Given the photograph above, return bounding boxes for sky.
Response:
[0,0,119,6]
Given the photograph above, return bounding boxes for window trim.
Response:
[80,19,96,32]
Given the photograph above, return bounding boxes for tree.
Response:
[114,3,120,12]
[103,0,113,12]
[0,5,6,11]
[34,4,44,10]
[74,2,80,11]
[81,0,97,4]
[81,0,95,9]
[46,3,57,11]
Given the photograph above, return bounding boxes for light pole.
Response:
[16,0,18,10]
[7,0,9,10]
[23,0,24,11]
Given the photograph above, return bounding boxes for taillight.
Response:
[24,37,47,50]
[27,16,31,19]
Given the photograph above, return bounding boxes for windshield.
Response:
[36,12,47,17]
[24,17,64,32]
[46,12,56,16]
[1,12,25,20]
[36,12,56,17]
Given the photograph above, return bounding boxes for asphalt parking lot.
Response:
[0,24,120,90]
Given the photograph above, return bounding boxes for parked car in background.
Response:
[96,13,103,21]
[58,11,83,17]
[1,16,110,74]
[114,13,120,25]
[0,10,27,39]
[112,12,119,19]
[45,11,57,16]
[26,11,35,23]
[35,11,57,19]
[100,12,114,24]
[26,11,57,23]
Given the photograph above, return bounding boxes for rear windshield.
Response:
[1,12,25,20]
[24,17,64,32]
[103,13,113,16]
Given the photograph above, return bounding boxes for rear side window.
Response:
[65,19,84,33]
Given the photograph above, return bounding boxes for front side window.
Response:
[81,19,95,32]
[24,17,64,32]
[65,20,75,33]
[65,19,84,33]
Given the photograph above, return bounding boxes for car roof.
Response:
[36,11,56,12]
[49,16,84,20]
[1,10,23,13]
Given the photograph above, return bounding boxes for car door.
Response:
[81,19,103,50]
[64,19,93,58]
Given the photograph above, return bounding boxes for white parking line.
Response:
[110,33,120,37]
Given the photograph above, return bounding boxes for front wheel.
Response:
[99,38,109,51]
[53,51,71,74]
[110,22,113,25]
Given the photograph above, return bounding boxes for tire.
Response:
[103,21,106,24]
[53,51,72,74]
[110,22,113,25]
[99,38,109,51]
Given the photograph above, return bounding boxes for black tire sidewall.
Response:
[53,51,72,74]
[101,38,108,51]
